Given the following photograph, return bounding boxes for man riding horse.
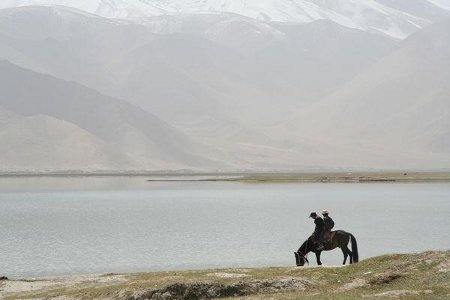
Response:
[322,210,334,247]
[309,212,325,250]
[295,211,358,266]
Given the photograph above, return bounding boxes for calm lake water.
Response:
[0,177,449,277]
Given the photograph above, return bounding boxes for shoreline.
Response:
[1,251,448,299]
[1,171,450,183]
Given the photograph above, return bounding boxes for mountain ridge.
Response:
[1,0,449,39]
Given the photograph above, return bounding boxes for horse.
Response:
[294,230,358,266]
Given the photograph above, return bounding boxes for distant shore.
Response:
[1,251,448,300]
[147,172,450,183]
[1,171,450,183]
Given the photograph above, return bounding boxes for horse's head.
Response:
[297,253,309,266]
[295,239,311,267]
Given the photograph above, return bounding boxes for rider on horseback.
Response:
[322,210,335,246]
[296,210,358,266]
[323,210,334,231]
[309,212,324,251]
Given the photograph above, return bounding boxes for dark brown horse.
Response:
[294,230,358,266]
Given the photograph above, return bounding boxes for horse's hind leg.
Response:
[348,248,353,264]
[341,248,348,265]
[342,245,353,264]
[348,248,354,264]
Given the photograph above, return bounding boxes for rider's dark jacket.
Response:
[313,217,324,240]
[323,216,334,232]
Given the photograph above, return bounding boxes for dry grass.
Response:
[1,251,449,299]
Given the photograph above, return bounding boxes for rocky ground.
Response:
[0,251,448,299]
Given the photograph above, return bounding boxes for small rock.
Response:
[369,290,420,298]
[0,276,8,281]
[207,273,249,279]
[438,260,450,272]
[338,278,367,292]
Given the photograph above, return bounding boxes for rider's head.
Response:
[309,212,317,219]
[322,210,329,216]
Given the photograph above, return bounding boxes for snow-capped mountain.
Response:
[0,0,449,39]
[0,3,449,170]
[146,0,431,38]
[0,0,167,18]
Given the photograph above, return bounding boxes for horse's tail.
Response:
[350,234,359,263]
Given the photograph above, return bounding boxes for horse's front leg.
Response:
[315,251,322,266]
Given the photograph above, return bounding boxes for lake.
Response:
[0,177,449,277]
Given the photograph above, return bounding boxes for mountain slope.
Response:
[428,0,450,9]
[281,18,450,167]
[0,61,220,171]
[376,0,450,21]
[0,107,134,171]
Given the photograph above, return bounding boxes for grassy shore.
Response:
[1,251,449,299]
[146,172,450,183]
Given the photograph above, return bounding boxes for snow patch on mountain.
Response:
[145,0,431,38]
[428,0,450,9]
[309,0,428,38]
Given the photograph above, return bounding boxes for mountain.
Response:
[0,6,411,170]
[0,4,448,170]
[277,18,450,168]
[0,5,396,120]
[1,0,449,39]
[0,5,157,95]
[0,60,221,171]
[0,106,134,171]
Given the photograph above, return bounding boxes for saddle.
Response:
[322,230,335,249]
